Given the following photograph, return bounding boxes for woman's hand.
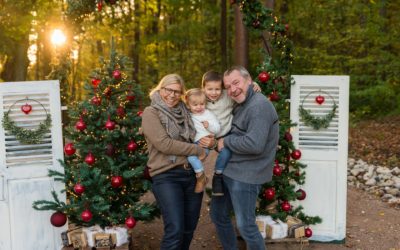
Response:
[198,134,216,149]
[253,82,262,92]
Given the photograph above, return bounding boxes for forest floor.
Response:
[131,115,400,250]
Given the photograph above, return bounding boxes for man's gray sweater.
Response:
[224,87,279,184]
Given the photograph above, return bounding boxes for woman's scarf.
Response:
[150,91,196,143]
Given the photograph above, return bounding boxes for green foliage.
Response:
[33,44,158,227]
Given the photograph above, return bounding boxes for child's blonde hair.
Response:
[185,88,206,106]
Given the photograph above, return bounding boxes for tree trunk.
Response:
[262,0,274,56]
[132,0,140,82]
[1,35,29,81]
[220,0,227,71]
[233,4,248,68]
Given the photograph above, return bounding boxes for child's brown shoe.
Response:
[194,172,208,193]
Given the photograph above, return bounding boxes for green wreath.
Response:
[298,91,337,130]
[2,98,52,144]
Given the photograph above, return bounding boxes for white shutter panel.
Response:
[0,80,66,250]
[290,75,349,242]
[3,93,53,167]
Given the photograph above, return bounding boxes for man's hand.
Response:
[198,134,216,149]
[201,121,209,129]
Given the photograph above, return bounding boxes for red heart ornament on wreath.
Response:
[315,95,325,105]
[21,103,32,114]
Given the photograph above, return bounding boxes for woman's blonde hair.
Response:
[149,73,186,98]
[185,88,206,105]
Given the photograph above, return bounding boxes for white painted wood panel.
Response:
[0,81,66,250]
[290,75,349,242]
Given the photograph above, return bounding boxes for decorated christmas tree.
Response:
[237,0,322,234]
[33,43,158,229]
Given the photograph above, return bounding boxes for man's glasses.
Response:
[162,87,182,96]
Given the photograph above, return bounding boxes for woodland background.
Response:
[0,0,399,121]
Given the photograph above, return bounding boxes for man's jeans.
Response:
[210,175,265,250]
[152,167,203,250]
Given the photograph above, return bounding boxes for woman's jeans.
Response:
[152,167,203,250]
[210,175,265,250]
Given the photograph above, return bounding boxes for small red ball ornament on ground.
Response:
[281,201,291,211]
[125,216,137,229]
[291,149,302,160]
[81,209,93,222]
[74,183,85,195]
[91,78,101,88]
[113,70,122,80]
[64,143,76,156]
[264,188,275,200]
[50,211,67,227]
[315,95,325,105]
[258,71,270,83]
[85,152,95,165]
[111,176,123,188]
[21,103,32,114]
[127,140,138,152]
[75,118,86,131]
[273,165,282,176]
[305,227,313,238]
[296,188,307,200]
[105,118,116,130]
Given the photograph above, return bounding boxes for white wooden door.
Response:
[290,75,349,242]
[0,81,66,250]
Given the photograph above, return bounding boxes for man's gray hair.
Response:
[224,66,251,79]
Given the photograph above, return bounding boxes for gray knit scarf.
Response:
[150,91,195,143]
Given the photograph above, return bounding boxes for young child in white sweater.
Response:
[201,70,261,196]
[185,88,221,193]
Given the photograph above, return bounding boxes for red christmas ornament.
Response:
[97,1,103,11]
[75,118,86,131]
[81,209,93,222]
[125,216,137,229]
[21,103,32,114]
[64,143,76,156]
[291,149,302,160]
[258,71,270,83]
[116,106,125,117]
[136,110,143,117]
[126,92,135,102]
[273,165,282,176]
[269,91,280,102]
[91,96,101,106]
[305,227,313,238]
[281,201,291,211]
[315,95,325,105]
[296,188,307,200]
[113,70,122,80]
[127,140,138,152]
[50,211,67,227]
[284,132,293,142]
[74,183,85,195]
[285,23,290,31]
[91,78,101,87]
[111,175,123,188]
[264,188,275,200]
[85,152,95,165]
[105,144,115,156]
[105,118,116,130]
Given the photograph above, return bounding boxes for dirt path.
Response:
[131,186,400,250]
